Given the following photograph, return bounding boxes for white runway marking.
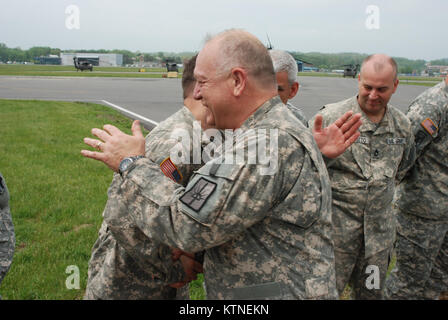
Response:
[101,100,159,128]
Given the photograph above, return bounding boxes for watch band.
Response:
[118,155,145,176]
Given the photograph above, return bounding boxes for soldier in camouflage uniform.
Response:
[0,172,15,299]
[82,29,339,299]
[310,54,416,299]
[270,49,362,159]
[269,49,308,126]
[386,77,448,300]
[84,56,204,300]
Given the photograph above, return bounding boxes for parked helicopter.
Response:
[342,64,360,78]
[73,57,93,72]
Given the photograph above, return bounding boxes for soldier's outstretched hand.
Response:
[81,120,146,172]
[312,111,362,159]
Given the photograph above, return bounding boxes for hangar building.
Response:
[60,53,123,66]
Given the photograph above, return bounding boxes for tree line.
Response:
[289,51,439,74]
[1,43,446,73]
[0,43,195,65]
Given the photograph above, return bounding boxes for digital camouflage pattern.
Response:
[310,96,415,298]
[286,102,308,127]
[85,106,199,300]
[386,80,448,299]
[106,97,338,299]
[0,173,15,290]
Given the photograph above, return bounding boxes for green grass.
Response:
[0,64,182,78]
[398,81,439,87]
[0,99,203,299]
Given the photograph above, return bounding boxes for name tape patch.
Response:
[180,177,217,212]
[356,136,369,144]
[160,157,182,183]
[386,138,406,145]
[421,118,438,136]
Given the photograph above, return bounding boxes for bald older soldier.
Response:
[84,56,204,300]
[386,76,448,300]
[81,29,358,299]
[310,54,416,299]
[269,49,307,126]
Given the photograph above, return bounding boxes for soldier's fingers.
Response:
[313,114,323,132]
[193,261,204,273]
[91,128,111,142]
[332,111,354,128]
[83,137,104,150]
[340,113,362,134]
[103,124,122,136]
[344,131,361,148]
[131,120,145,139]
[343,118,362,141]
[169,282,187,289]
[80,149,107,162]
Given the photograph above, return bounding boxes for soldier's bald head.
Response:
[361,54,398,81]
[202,29,276,90]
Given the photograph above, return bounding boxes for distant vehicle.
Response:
[73,57,93,72]
[165,61,179,78]
[343,64,360,78]
[165,62,178,72]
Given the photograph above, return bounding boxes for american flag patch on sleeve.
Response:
[421,118,438,136]
[160,157,182,183]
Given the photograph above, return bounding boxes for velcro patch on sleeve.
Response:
[160,157,182,183]
[180,177,216,212]
[421,118,438,137]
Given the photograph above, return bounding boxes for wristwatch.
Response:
[118,155,145,176]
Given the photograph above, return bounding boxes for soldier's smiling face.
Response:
[193,41,233,129]
[357,61,398,122]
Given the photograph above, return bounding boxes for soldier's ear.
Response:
[230,67,247,97]
[393,79,399,93]
[289,82,299,99]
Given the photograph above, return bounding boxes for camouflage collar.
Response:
[352,96,393,134]
[239,96,282,131]
[443,80,448,94]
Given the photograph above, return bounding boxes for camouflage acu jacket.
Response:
[310,96,416,258]
[396,80,448,221]
[86,106,198,299]
[106,97,338,299]
[286,102,308,127]
[0,172,15,285]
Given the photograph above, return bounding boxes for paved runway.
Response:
[0,75,431,128]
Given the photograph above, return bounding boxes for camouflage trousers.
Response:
[0,210,15,286]
[385,210,448,300]
[334,237,392,300]
[84,222,179,300]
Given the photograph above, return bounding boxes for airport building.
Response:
[425,64,448,76]
[60,53,123,67]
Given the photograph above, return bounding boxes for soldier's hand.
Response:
[169,249,203,288]
[81,120,145,172]
[313,111,362,159]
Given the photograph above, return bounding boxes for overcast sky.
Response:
[0,0,446,60]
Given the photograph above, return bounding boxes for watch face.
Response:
[119,158,133,173]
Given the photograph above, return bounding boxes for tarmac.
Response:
[0,75,431,129]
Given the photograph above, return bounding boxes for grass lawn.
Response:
[0,99,203,299]
[0,64,181,78]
